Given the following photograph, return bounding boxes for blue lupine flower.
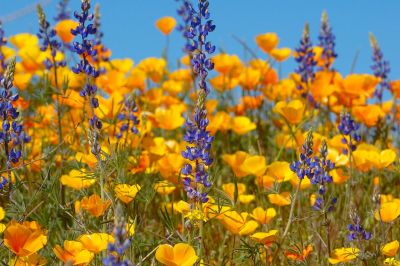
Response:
[179,0,215,204]
[310,140,336,211]
[318,11,337,70]
[54,0,71,22]
[103,204,132,266]
[0,58,30,176]
[0,21,7,80]
[92,4,109,67]
[369,33,390,101]
[295,24,316,94]
[71,0,103,155]
[116,95,140,139]
[0,176,7,189]
[37,5,66,71]
[338,112,360,155]
[347,212,371,241]
[290,130,314,180]
[71,0,100,78]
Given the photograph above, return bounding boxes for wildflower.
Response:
[180,0,216,204]
[78,233,114,254]
[54,0,71,21]
[220,211,259,235]
[318,11,337,70]
[71,0,102,155]
[153,106,185,130]
[250,230,278,246]
[381,240,399,257]
[55,19,80,43]
[374,199,400,222]
[0,21,7,78]
[60,169,96,190]
[37,5,66,70]
[4,220,48,257]
[370,33,390,101]
[116,95,140,139]
[268,192,291,206]
[156,16,177,35]
[347,212,371,241]
[273,99,305,125]
[81,194,111,217]
[0,58,30,187]
[338,112,360,155]
[328,247,359,264]
[92,4,110,64]
[294,23,316,93]
[153,181,176,195]
[265,161,295,183]
[53,240,94,265]
[222,151,267,178]
[103,204,132,266]
[155,243,198,266]
[255,32,279,53]
[114,184,141,204]
[251,207,276,224]
[270,47,291,62]
[290,130,314,180]
[212,53,242,76]
[309,140,336,211]
[230,116,256,135]
[285,244,313,262]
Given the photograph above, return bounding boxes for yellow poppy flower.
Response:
[54,19,79,43]
[374,200,400,223]
[230,116,256,135]
[251,207,276,224]
[115,184,141,204]
[220,211,259,236]
[154,181,176,195]
[155,16,176,35]
[53,240,94,265]
[60,169,96,190]
[81,194,111,217]
[212,53,242,77]
[265,161,295,182]
[353,105,385,127]
[9,33,38,49]
[4,220,48,257]
[268,192,291,206]
[270,48,291,62]
[155,243,198,266]
[384,258,400,265]
[273,100,305,125]
[9,254,47,266]
[78,233,114,254]
[156,153,184,183]
[239,155,267,177]
[153,106,185,130]
[239,67,261,90]
[137,57,166,83]
[328,247,359,264]
[382,240,399,257]
[250,230,278,245]
[255,32,279,53]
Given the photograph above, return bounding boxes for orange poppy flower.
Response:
[4,220,48,257]
[80,194,111,217]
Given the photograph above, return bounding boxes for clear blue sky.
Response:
[2,0,400,78]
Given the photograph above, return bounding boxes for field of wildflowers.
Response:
[0,0,399,265]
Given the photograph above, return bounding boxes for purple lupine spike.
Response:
[178,0,215,204]
[369,33,391,102]
[318,11,337,70]
[37,5,66,70]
